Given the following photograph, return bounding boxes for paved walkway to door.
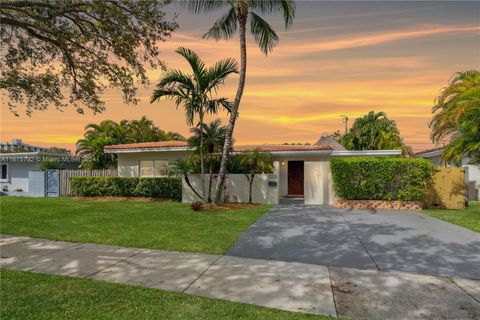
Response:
[227,201,480,279]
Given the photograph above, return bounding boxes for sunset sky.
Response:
[1,1,479,152]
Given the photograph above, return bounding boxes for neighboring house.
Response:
[414,147,480,200]
[105,141,401,205]
[1,138,50,153]
[0,151,79,196]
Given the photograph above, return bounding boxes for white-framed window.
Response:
[139,160,169,177]
[0,163,8,182]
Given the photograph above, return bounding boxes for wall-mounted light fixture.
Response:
[281,161,286,166]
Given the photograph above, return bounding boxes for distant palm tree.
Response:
[238,149,274,204]
[76,117,184,169]
[189,119,228,202]
[127,116,159,142]
[183,0,296,205]
[340,111,407,152]
[76,134,116,169]
[430,70,480,164]
[151,47,238,202]
[77,120,120,169]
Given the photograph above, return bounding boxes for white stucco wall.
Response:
[183,164,280,205]
[0,162,39,192]
[304,161,334,205]
[464,165,480,182]
[116,151,190,177]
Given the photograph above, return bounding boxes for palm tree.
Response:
[76,134,116,169]
[151,47,238,202]
[340,111,407,152]
[76,117,185,169]
[238,149,274,204]
[127,116,160,142]
[189,119,228,202]
[430,70,480,164]
[76,120,120,169]
[183,0,296,205]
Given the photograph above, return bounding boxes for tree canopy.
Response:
[340,111,411,155]
[430,70,480,164]
[0,0,177,116]
[76,117,185,169]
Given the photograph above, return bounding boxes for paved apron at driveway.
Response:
[226,203,480,279]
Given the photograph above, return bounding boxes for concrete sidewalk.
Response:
[1,234,479,320]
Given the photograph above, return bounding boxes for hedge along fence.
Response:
[69,176,182,201]
[330,157,437,202]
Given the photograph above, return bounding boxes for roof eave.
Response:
[231,150,332,156]
[331,150,402,156]
[413,150,443,158]
[104,146,192,154]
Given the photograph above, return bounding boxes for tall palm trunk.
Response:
[213,15,247,205]
[208,162,213,203]
[199,112,206,202]
[248,172,254,204]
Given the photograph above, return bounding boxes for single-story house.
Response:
[105,140,401,205]
[0,152,79,196]
[414,147,479,200]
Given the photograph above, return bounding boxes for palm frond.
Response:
[179,0,226,14]
[250,0,296,28]
[208,98,234,114]
[249,12,279,55]
[175,47,207,82]
[203,6,238,40]
[205,58,239,91]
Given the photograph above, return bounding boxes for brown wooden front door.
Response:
[288,161,304,196]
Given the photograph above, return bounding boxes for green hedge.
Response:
[69,176,182,201]
[330,157,437,201]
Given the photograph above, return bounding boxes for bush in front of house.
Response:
[133,177,182,201]
[330,157,437,201]
[69,176,181,201]
[69,177,139,197]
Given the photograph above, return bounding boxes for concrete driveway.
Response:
[227,201,480,279]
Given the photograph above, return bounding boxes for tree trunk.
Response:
[199,112,207,203]
[249,173,254,204]
[208,163,213,203]
[184,174,203,200]
[213,16,247,205]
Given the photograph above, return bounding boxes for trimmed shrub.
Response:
[133,177,182,201]
[69,177,139,197]
[69,176,181,201]
[330,157,437,201]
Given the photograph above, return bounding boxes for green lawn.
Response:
[0,197,271,254]
[422,201,480,232]
[0,269,332,320]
